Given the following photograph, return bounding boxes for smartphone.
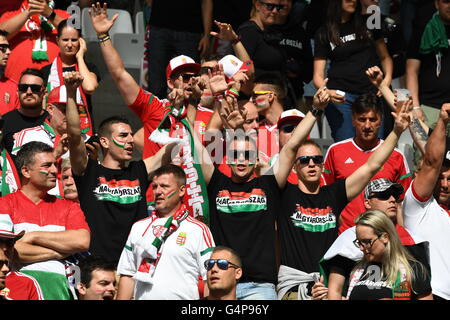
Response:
[335,90,346,97]
[85,134,99,145]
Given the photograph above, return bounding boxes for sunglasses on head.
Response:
[229,149,257,161]
[18,84,43,93]
[368,190,399,201]
[280,124,296,133]
[259,1,285,11]
[0,44,10,53]
[296,155,324,165]
[204,259,240,271]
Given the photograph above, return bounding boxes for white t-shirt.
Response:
[117,215,215,300]
[402,184,450,299]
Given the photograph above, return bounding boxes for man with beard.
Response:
[2,68,48,155]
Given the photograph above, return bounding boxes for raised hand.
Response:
[231,70,249,92]
[392,97,413,134]
[366,66,384,89]
[219,96,247,129]
[210,20,239,42]
[63,71,84,95]
[55,133,69,159]
[167,76,185,108]
[88,2,119,35]
[313,79,330,110]
[208,64,229,96]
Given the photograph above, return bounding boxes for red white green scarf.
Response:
[134,204,189,284]
[149,105,210,224]
[22,1,55,61]
[1,148,21,196]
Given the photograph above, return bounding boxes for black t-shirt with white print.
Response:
[74,158,149,265]
[349,260,432,300]
[207,169,280,284]
[314,19,382,94]
[278,179,348,274]
[406,25,450,109]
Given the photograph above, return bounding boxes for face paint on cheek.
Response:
[255,97,269,109]
[112,137,126,149]
[39,169,49,175]
[166,191,176,199]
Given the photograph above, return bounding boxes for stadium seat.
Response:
[135,11,145,35]
[112,33,145,69]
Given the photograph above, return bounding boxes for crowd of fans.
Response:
[0,0,449,301]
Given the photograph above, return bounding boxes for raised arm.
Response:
[64,71,89,176]
[366,66,429,155]
[198,0,213,58]
[413,104,450,199]
[274,82,330,188]
[345,103,411,201]
[76,37,99,95]
[89,2,140,105]
[374,38,393,92]
[405,59,423,115]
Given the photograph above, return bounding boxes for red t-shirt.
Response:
[323,138,412,234]
[258,120,280,163]
[0,8,70,82]
[0,0,21,17]
[0,76,19,115]
[0,191,90,232]
[0,272,44,300]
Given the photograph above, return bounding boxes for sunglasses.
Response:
[0,43,10,53]
[259,1,285,11]
[0,259,10,269]
[18,84,43,93]
[280,124,296,133]
[296,155,324,165]
[0,238,15,247]
[229,149,258,161]
[204,259,240,271]
[173,73,198,82]
[251,91,274,100]
[368,191,399,201]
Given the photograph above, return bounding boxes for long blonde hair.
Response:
[353,210,418,286]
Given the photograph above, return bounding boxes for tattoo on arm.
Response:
[410,118,428,142]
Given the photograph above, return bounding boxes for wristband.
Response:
[226,88,239,98]
[98,33,111,42]
[231,35,241,45]
[413,106,421,110]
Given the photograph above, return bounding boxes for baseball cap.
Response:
[0,214,24,240]
[277,109,305,129]
[48,85,85,106]
[364,178,404,199]
[219,55,253,80]
[166,55,201,79]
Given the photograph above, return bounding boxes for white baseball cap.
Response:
[166,55,201,79]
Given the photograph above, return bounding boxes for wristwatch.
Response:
[311,108,323,117]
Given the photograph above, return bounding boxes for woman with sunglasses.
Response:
[345,209,432,300]
[237,0,287,79]
[40,19,99,136]
[313,0,393,142]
